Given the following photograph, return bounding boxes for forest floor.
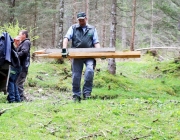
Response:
[0,55,180,140]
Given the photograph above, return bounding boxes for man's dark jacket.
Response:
[17,39,31,72]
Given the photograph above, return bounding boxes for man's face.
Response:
[78,18,87,27]
[19,32,26,41]
[14,39,20,48]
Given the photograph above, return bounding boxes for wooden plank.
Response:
[34,48,115,55]
[33,49,46,54]
[35,51,141,59]
[136,47,180,51]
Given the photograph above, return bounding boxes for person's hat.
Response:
[77,12,86,20]
[14,36,20,41]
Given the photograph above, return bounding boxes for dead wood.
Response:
[0,104,22,116]
[132,134,151,140]
[0,109,7,116]
[78,132,103,140]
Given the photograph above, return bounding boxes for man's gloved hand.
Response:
[61,48,68,58]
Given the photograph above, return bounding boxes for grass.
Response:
[0,97,180,139]
[0,57,180,139]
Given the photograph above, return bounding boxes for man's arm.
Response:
[63,38,69,49]
[62,38,69,57]
[63,26,74,48]
[94,43,100,48]
[93,28,100,48]
[17,41,30,57]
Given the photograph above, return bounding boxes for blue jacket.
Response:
[2,32,12,63]
[0,32,21,68]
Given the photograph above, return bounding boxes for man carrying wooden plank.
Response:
[63,12,101,102]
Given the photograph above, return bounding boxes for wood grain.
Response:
[35,51,141,59]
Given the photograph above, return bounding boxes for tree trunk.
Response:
[150,0,154,48]
[102,0,106,48]
[52,3,57,48]
[85,0,89,23]
[108,0,117,75]
[56,0,64,63]
[9,0,16,24]
[52,16,56,48]
[121,0,127,50]
[55,4,59,48]
[57,0,64,48]
[33,0,37,47]
[130,0,136,51]
[72,0,77,24]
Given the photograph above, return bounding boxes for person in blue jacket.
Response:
[7,36,21,103]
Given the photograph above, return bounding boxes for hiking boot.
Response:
[83,93,91,100]
[8,101,15,103]
[73,95,81,103]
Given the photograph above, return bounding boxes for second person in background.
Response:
[16,30,31,101]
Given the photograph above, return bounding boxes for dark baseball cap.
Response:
[77,12,86,20]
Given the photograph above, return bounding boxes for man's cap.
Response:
[77,12,86,20]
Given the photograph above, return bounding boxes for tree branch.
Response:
[0,104,22,116]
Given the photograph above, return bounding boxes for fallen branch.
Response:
[0,104,22,116]
[63,74,71,80]
[44,120,53,127]
[0,109,7,116]
[78,130,112,140]
[152,119,159,123]
[78,132,103,140]
[74,108,87,111]
[136,47,180,51]
[132,134,151,140]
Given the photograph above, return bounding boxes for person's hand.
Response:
[61,48,68,58]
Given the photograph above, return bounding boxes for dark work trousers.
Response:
[7,66,21,103]
[72,58,96,97]
[16,71,27,101]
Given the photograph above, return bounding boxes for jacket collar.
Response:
[75,24,92,29]
[19,38,30,45]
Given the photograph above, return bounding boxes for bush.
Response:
[0,21,39,42]
[0,21,23,38]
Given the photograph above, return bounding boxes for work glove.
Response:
[61,48,68,58]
